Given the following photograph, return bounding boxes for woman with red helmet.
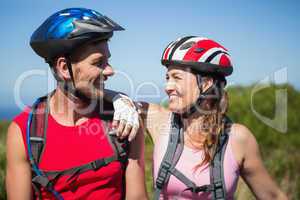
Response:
[139,36,287,199]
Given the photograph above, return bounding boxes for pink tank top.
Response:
[13,108,124,200]
[153,116,240,200]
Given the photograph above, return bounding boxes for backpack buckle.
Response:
[32,175,51,188]
[30,136,44,142]
[214,181,222,189]
[213,181,225,199]
[156,161,171,189]
[91,159,106,170]
[192,184,215,193]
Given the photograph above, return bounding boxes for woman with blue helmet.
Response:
[6,8,147,200]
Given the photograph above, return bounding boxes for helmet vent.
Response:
[194,48,205,53]
[179,41,195,50]
[59,13,70,16]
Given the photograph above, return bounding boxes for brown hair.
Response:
[194,77,229,169]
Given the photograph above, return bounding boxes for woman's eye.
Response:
[95,61,104,68]
[96,59,109,68]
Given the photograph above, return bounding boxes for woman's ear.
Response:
[201,77,214,92]
[55,57,71,80]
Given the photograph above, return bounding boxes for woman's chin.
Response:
[168,103,184,114]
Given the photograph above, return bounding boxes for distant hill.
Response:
[0,107,21,121]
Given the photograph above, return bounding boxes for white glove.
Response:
[112,94,139,141]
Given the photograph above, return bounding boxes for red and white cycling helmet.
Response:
[161,36,233,77]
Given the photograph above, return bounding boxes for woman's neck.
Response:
[182,113,207,149]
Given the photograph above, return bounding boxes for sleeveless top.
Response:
[153,115,240,200]
[13,108,124,200]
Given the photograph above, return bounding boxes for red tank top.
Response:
[13,108,125,200]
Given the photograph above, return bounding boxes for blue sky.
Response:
[0,0,299,119]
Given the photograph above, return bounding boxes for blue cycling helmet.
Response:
[30,8,124,62]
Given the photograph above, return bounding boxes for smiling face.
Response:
[70,40,114,99]
[165,65,200,114]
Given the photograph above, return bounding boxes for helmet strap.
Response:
[57,55,92,102]
[181,74,217,118]
[182,74,202,118]
[65,55,76,87]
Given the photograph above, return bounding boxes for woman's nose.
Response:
[102,64,114,77]
[165,80,176,93]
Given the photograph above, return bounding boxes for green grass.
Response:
[1,84,300,199]
[145,134,154,199]
[0,121,9,200]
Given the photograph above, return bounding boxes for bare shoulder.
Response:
[230,123,257,146]
[229,123,259,166]
[6,122,27,159]
[7,121,23,145]
[147,103,170,121]
[139,102,171,143]
[139,101,171,128]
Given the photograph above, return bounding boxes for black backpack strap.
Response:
[170,118,232,199]
[110,135,129,164]
[30,95,49,164]
[43,117,130,187]
[102,120,129,165]
[98,99,114,121]
[154,114,232,199]
[154,113,183,199]
[168,167,215,194]
[101,116,129,200]
[37,154,120,186]
[210,117,232,200]
[32,181,43,200]
[97,100,129,165]
[29,95,129,199]
[98,99,129,163]
[28,93,63,200]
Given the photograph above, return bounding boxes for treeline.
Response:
[228,84,300,199]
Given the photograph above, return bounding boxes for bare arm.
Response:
[234,124,287,200]
[138,102,170,144]
[6,122,32,200]
[125,126,148,200]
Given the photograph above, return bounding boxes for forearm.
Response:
[273,191,288,200]
[241,157,288,200]
[125,129,148,200]
[125,160,148,200]
[255,190,288,200]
